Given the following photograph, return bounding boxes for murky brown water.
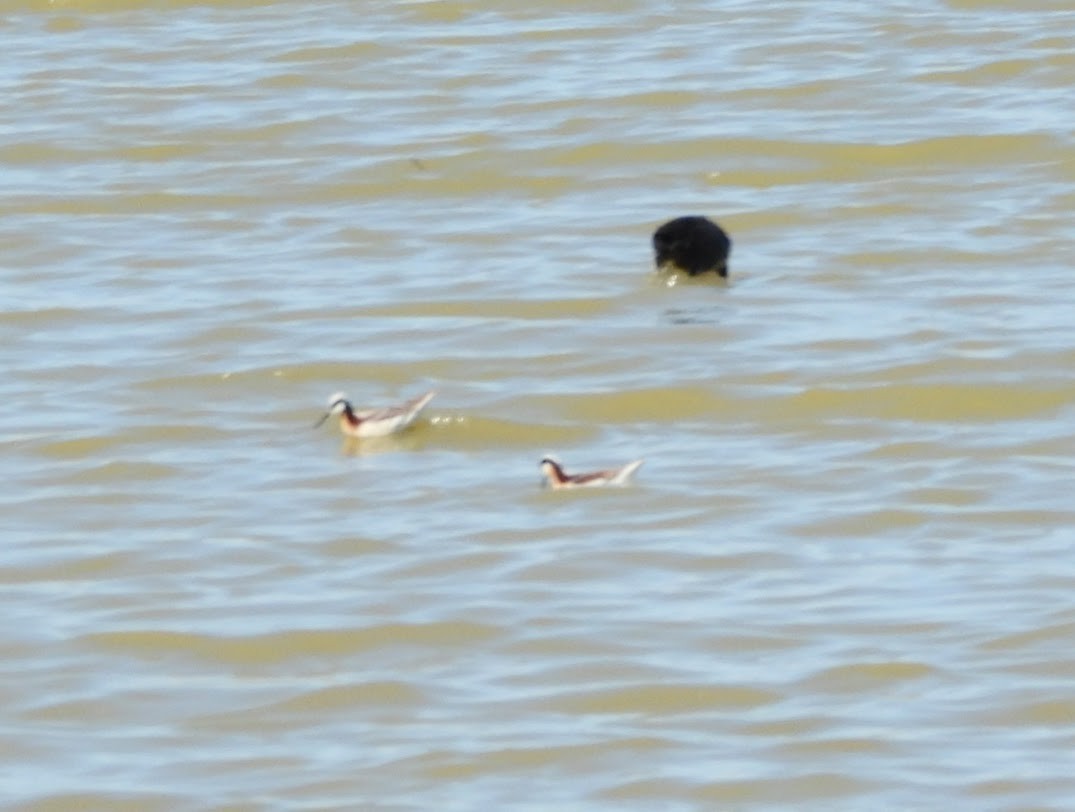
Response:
[3,1,1073,809]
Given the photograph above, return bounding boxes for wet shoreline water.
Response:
[3,2,1074,809]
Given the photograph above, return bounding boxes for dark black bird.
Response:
[652,216,732,278]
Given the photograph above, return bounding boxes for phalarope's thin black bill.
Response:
[540,456,643,490]
[314,390,436,439]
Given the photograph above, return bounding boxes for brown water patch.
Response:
[420,738,669,781]
[270,680,423,713]
[352,297,616,320]
[797,509,927,538]
[786,383,1069,422]
[691,773,881,805]
[548,683,778,715]
[18,794,177,812]
[803,661,937,693]
[553,386,734,423]
[85,622,501,665]
[980,621,1075,652]
[775,735,898,757]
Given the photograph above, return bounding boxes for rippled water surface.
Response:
[3,1,1074,809]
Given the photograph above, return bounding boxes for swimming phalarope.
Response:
[314,390,436,438]
[540,456,644,490]
[653,215,732,278]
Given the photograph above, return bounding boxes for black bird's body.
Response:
[652,216,732,278]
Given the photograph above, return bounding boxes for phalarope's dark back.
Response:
[540,456,643,490]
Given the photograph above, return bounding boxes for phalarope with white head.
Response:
[540,456,643,490]
[314,390,436,438]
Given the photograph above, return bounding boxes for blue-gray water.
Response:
[2,2,1073,809]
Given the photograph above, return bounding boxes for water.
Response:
[2,1,1073,809]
